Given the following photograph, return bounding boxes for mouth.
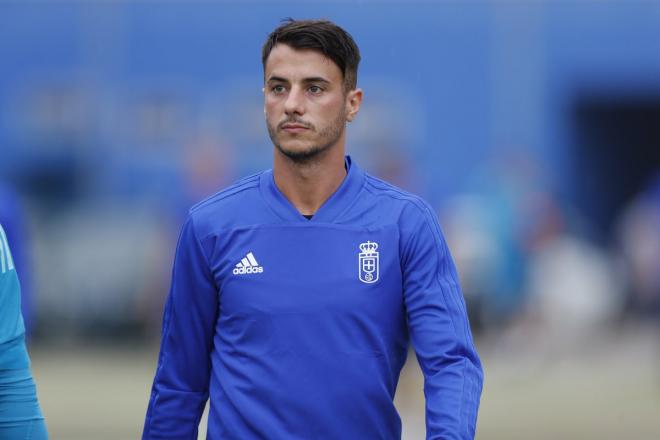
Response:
[280,123,310,134]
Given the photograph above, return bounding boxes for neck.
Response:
[272,143,347,216]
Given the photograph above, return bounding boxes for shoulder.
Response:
[182,171,266,239]
[190,171,263,215]
[362,173,436,222]
[361,173,447,255]
[189,171,263,222]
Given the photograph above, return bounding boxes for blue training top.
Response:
[143,156,483,439]
[0,224,44,425]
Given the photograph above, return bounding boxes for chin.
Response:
[276,142,330,163]
[279,141,311,154]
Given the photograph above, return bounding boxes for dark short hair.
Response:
[262,18,361,91]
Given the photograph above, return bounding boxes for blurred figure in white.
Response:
[526,227,624,352]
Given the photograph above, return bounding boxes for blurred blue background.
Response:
[1,1,659,439]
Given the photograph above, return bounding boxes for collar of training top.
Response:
[260,155,365,223]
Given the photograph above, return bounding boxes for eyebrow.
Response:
[266,76,331,85]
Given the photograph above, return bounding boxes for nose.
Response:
[284,86,305,116]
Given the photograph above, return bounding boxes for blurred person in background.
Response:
[443,149,624,353]
[616,170,660,319]
[441,150,550,334]
[143,18,482,440]
[0,224,48,439]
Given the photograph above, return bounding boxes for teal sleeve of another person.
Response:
[0,224,48,438]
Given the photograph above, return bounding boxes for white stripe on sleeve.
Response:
[0,230,5,273]
[0,225,15,273]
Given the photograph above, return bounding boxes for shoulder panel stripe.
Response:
[190,173,262,212]
[364,176,431,214]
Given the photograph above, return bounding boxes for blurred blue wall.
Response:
[2,1,660,201]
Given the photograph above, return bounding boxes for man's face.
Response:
[264,44,360,162]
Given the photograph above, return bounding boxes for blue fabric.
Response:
[0,184,34,334]
[0,225,45,431]
[0,418,48,439]
[0,225,30,372]
[143,157,483,439]
[0,376,44,424]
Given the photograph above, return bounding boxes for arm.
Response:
[400,201,483,440]
[0,224,47,436]
[142,215,219,439]
[1,224,26,350]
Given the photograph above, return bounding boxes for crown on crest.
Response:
[359,241,378,253]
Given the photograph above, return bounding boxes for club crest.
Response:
[358,241,379,284]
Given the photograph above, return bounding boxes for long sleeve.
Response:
[400,201,483,440]
[0,224,30,371]
[143,215,219,439]
[0,224,46,432]
[1,224,23,345]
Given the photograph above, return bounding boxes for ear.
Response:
[345,88,363,122]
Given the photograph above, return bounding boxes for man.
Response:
[143,19,483,439]
[0,224,48,439]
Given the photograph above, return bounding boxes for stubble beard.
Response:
[267,110,346,164]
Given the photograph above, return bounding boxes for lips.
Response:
[280,123,309,133]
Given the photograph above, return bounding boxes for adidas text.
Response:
[233,266,264,275]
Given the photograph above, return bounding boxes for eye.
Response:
[271,85,286,94]
[308,85,323,95]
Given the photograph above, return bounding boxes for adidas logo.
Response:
[233,252,264,275]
